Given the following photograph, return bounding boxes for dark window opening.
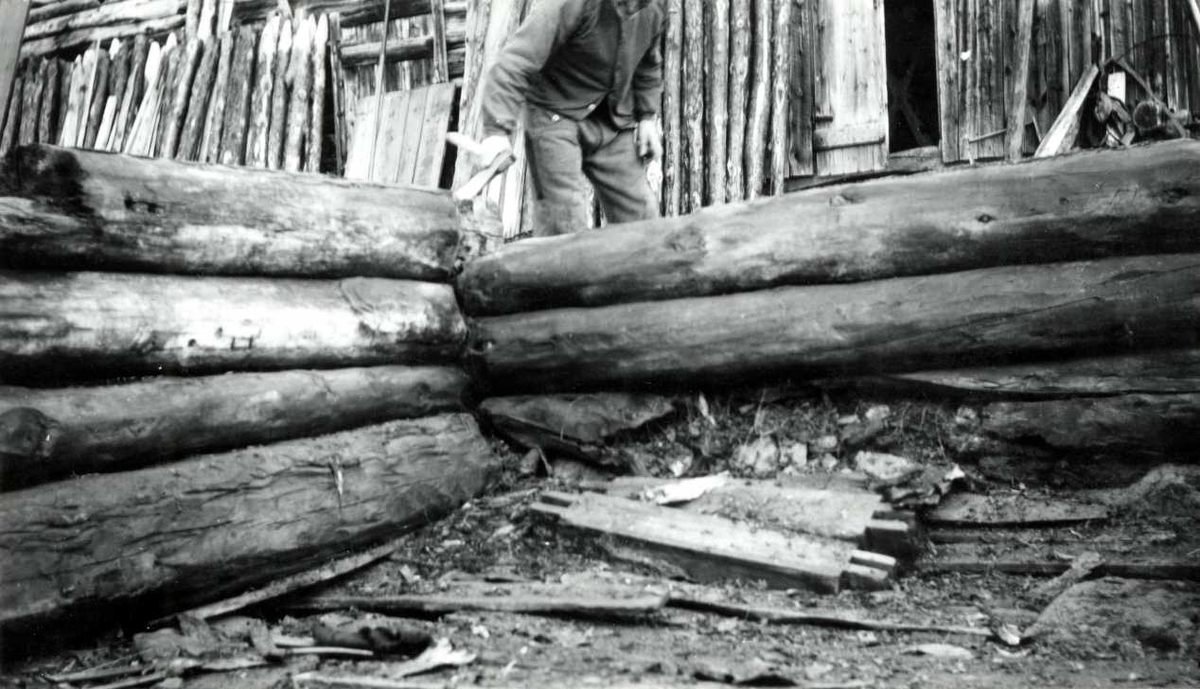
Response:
[884,0,941,153]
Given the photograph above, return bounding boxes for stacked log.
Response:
[459,142,1200,467]
[0,143,495,637]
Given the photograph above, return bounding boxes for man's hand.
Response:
[635,118,662,162]
[474,135,514,169]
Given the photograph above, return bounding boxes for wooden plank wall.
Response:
[937,0,1200,164]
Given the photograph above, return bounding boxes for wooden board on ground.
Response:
[0,413,498,635]
[0,366,468,489]
[533,491,895,594]
[344,83,455,186]
[927,493,1109,527]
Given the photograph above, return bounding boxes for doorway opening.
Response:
[884,0,941,152]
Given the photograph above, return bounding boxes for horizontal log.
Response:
[0,365,468,489]
[457,141,1200,316]
[340,24,466,66]
[0,271,467,384]
[232,0,464,28]
[0,145,462,280]
[865,349,1200,399]
[20,14,185,57]
[471,254,1200,392]
[23,0,184,41]
[0,413,497,634]
[972,393,1200,463]
[27,0,100,24]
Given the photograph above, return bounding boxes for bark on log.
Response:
[218,23,256,165]
[470,254,1200,392]
[20,15,186,58]
[871,350,1200,400]
[27,0,99,25]
[457,141,1200,316]
[725,0,749,203]
[0,413,497,635]
[176,34,219,160]
[681,0,704,213]
[661,0,682,216]
[744,0,771,199]
[0,145,462,280]
[199,30,233,163]
[0,270,467,383]
[266,19,294,170]
[971,394,1200,463]
[244,14,281,167]
[305,13,328,173]
[337,24,466,65]
[21,0,184,41]
[0,365,468,488]
[705,0,729,206]
[283,17,314,172]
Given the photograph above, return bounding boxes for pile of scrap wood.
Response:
[0,144,497,640]
[462,141,1200,465]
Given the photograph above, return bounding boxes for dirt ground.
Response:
[4,388,1199,689]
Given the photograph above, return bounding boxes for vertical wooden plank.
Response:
[152,37,180,155]
[18,58,41,146]
[246,14,281,167]
[306,12,328,173]
[162,37,202,158]
[395,83,429,184]
[97,39,129,149]
[768,0,791,194]
[283,16,314,172]
[200,31,233,163]
[37,56,59,144]
[0,0,32,141]
[84,43,113,149]
[726,0,749,201]
[177,35,219,160]
[0,73,21,159]
[744,0,770,198]
[221,23,259,166]
[266,19,294,169]
[56,57,73,139]
[934,0,959,162]
[706,0,729,205]
[327,12,347,175]
[198,0,217,41]
[661,0,683,215]
[366,91,404,182]
[682,0,705,209]
[413,83,455,187]
[787,0,814,176]
[429,0,450,83]
[1007,0,1034,161]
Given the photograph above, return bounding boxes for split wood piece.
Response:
[20,14,185,58]
[286,582,668,618]
[534,491,894,593]
[152,37,180,155]
[199,30,233,162]
[0,414,498,635]
[743,0,771,199]
[95,40,128,149]
[680,0,703,212]
[873,349,1200,399]
[926,493,1108,527]
[170,535,414,623]
[0,366,468,489]
[919,559,1200,581]
[54,55,79,146]
[110,36,148,152]
[197,0,215,39]
[724,0,749,202]
[219,23,257,165]
[0,271,467,383]
[283,17,314,172]
[126,34,150,123]
[0,0,31,152]
[36,57,59,144]
[666,597,995,638]
[71,46,98,147]
[184,0,200,39]
[427,0,449,83]
[768,0,791,195]
[337,23,466,66]
[55,55,73,135]
[0,75,19,159]
[327,12,346,175]
[244,13,282,167]
[971,393,1200,462]
[412,84,455,187]
[81,41,114,147]
[304,14,328,172]
[0,145,463,281]
[456,141,1200,316]
[18,58,42,146]
[1005,0,1035,162]
[705,0,728,205]
[471,254,1200,392]
[22,0,184,42]
[161,37,202,158]
[125,36,171,156]
[1034,64,1098,158]
[661,0,682,214]
[265,18,294,169]
[176,33,220,160]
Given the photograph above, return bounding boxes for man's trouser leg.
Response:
[524,105,591,237]
[579,117,659,225]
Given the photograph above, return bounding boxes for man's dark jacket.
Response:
[480,0,665,138]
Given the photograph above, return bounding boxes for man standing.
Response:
[473,0,665,236]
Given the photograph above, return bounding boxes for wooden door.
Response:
[811,0,889,175]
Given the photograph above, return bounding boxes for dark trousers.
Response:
[524,104,659,237]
